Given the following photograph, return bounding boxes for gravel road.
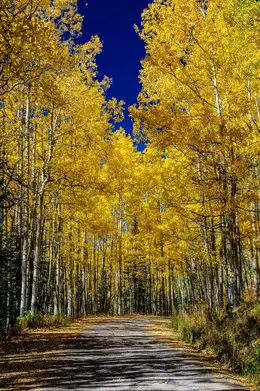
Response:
[38,317,246,391]
[1,317,247,391]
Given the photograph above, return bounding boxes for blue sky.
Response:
[78,0,150,136]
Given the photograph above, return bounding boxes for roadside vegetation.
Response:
[0,312,69,345]
[172,301,260,387]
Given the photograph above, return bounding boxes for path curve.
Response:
[1,317,247,391]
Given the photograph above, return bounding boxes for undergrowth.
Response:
[16,311,69,329]
[0,312,69,345]
[172,302,260,387]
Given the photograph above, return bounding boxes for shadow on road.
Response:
[0,318,246,391]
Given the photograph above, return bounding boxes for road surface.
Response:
[0,317,247,391]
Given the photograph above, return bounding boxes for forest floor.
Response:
[0,316,251,391]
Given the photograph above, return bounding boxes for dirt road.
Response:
[0,317,247,391]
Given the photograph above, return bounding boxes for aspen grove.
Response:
[0,0,259,329]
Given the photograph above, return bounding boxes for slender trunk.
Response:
[20,90,30,317]
[31,182,44,313]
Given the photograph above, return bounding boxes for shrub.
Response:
[17,310,43,328]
